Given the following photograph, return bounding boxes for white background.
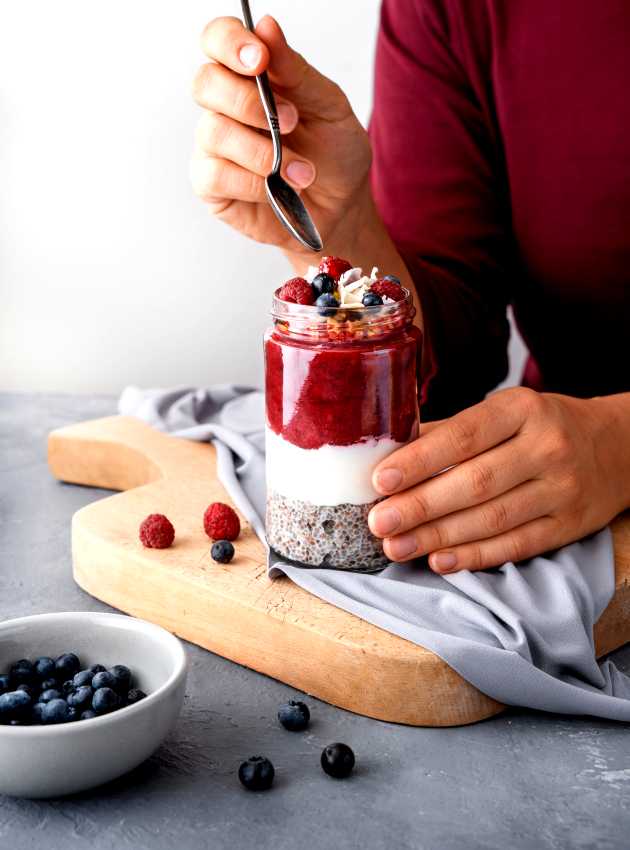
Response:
[0,0,524,395]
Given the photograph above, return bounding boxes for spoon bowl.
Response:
[265,172,323,252]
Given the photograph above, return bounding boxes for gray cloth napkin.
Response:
[119,385,630,721]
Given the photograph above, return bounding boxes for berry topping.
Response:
[0,690,32,722]
[320,742,355,779]
[204,502,241,541]
[311,272,336,298]
[238,756,275,791]
[316,292,340,316]
[72,670,93,688]
[278,277,315,305]
[34,657,55,681]
[109,665,132,694]
[139,513,175,549]
[92,687,120,715]
[67,686,93,710]
[278,699,310,732]
[92,671,116,691]
[362,291,383,307]
[39,688,62,703]
[211,539,235,564]
[318,256,352,281]
[370,278,404,302]
[42,698,71,725]
[55,653,80,681]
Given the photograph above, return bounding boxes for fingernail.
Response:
[370,506,401,536]
[239,43,261,69]
[388,533,417,560]
[430,552,458,572]
[286,160,315,188]
[375,468,402,493]
[277,102,298,132]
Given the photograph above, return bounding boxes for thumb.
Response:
[255,15,351,120]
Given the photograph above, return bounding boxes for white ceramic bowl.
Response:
[0,611,187,798]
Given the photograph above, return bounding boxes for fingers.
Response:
[426,517,563,573]
[193,63,299,135]
[380,480,551,563]
[201,16,270,76]
[190,156,266,208]
[194,112,315,188]
[372,392,528,496]
[369,439,530,537]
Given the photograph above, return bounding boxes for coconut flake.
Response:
[339,267,363,287]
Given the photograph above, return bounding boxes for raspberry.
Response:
[139,514,175,549]
[204,502,241,541]
[278,277,314,305]
[318,256,352,282]
[370,278,405,302]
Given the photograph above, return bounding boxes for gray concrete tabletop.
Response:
[2,392,630,850]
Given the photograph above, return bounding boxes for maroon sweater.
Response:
[370,0,630,419]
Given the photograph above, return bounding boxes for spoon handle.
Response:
[240,0,282,174]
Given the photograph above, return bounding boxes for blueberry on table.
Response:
[42,698,71,725]
[88,664,106,675]
[211,540,235,564]
[40,689,62,703]
[126,689,147,706]
[311,272,336,297]
[316,292,340,317]
[320,743,355,779]
[34,656,56,681]
[0,690,32,722]
[92,687,120,715]
[10,659,36,687]
[92,671,116,691]
[109,665,132,694]
[362,291,383,307]
[0,674,10,694]
[55,653,80,681]
[68,686,93,710]
[80,709,96,720]
[238,756,275,791]
[73,670,93,688]
[278,700,310,732]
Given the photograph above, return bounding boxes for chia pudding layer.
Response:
[266,491,388,572]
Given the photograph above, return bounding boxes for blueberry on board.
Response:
[238,756,275,791]
[362,291,383,307]
[92,671,116,691]
[68,686,93,710]
[34,656,56,681]
[0,674,11,694]
[80,709,96,721]
[88,664,107,675]
[42,698,70,725]
[316,292,340,317]
[278,700,310,732]
[211,540,235,564]
[126,689,147,706]
[92,687,120,715]
[383,274,401,285]
[0,690,32,722]
[55,653,80,681]
[320,743,355,778]
[73,670,93,688]
[40,689,62,703]
[109,665,132,695]
[31,703,46,724]
[40,678,57,692]
[311,272,336,297]
[10,659,35,687]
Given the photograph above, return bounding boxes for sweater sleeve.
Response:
[369,0,514,420]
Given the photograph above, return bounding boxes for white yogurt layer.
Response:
[266,427,404,506]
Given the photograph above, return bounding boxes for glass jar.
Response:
[264,290,421,572]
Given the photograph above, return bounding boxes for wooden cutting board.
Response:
[48,416,630,727]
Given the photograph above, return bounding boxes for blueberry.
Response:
[55,653,80,681]
[311,273,336,298]
[383,274,401,285]
[278,700,310,732]
[320,743,355,778]
[40,688,62,703]
[31,703,46,724]
[92,671,116,691]
[34,657,56,681]
[80,709,96,721]
[316,292,340,317]
[61,680,76,696]
[17,683,36,700]
[42,698,70,725]
[211,540,235,564]
[238,756,275,791]
[109,665,132,695]
[67,706,79,722]
[0,690,32,722]
[10,659,36,687]
[126,688,147,706]
[67,686,93,710]
[40,678,57,692]
[362,291,383,307]
[0,674,11,694]
[88,664,107,675]
[73,670,93,688]
[92,687,120,715]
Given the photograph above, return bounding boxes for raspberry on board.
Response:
[139,514,175,549]
[203,502,241,541]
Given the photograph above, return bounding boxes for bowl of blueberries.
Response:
[0,611,187,798]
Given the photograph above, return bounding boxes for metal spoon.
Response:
[240,0,323,252]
